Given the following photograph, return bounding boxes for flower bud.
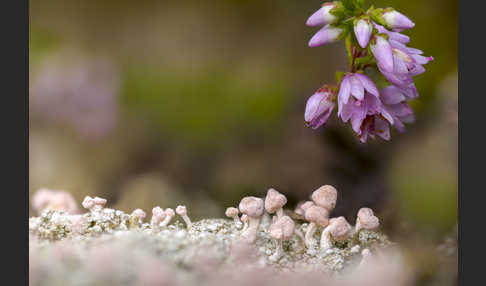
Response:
[304,86,336,129]
[382,8,414,31]
[308,24,344,48]
[306,2,339,27]
[354,18,372,48]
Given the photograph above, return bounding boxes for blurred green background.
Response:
[29,0,457,285]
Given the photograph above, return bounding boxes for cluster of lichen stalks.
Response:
[29,186,395,286]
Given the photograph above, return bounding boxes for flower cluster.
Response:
[304,0,433,142]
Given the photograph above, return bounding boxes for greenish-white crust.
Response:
[30,208,392,276]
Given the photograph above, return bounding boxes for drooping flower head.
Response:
[373,23,433,98]
[337,73,394,141]
[304,86,336,129]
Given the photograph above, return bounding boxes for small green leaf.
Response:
[329,1,347,19]
[341,0,356,12]
[369,8,387,27]
[356,0,366,9]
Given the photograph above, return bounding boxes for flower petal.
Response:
[371,36,394,73]
[411,54,433,65]
[392,117,406,133]
[355,73,379,97]
[339,97,355,122]
[349,75,364,100]
[304,92,322,122]
[350,102,367,133]
[375,116,391,140]
[400,113,415,123]
[381,85,406,105]
[380,105,395,125]
[337,75,351,115]
[310,105,334,129]
[388,103,413,117]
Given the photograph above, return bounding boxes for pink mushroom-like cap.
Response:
[329,216,352,241]
[294,201,306,216]
[165,208,175,217]
[357,207,374,217]
[357,207,380,230]
[264,188,287,214]
[82,196,95,209]
[131,209,146,219]
[175,205,187,216]
[239,196,264,218]
[225,207,239,217]
[304,205,330,227]
[311,185,337,211]
[269,215,295,240]
[150,206,166,225]
[301,201,315,211]
[152,206,165,217]
[295,201,315,216]
[93,197,107,207]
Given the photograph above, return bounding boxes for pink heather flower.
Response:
[306,2,338,27]
[304,86,336,129]
[377,38,433,95]
[382,9,415,31]
[370,35,394,73]
[354,19,373,48]
[381,85,415,132]
[308,24,344,47]
[337,73,380,116]
[389,40,434,76]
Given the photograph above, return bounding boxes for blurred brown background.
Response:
[29,0,457,285]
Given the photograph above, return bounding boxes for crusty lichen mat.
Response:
[29,186,413,286]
